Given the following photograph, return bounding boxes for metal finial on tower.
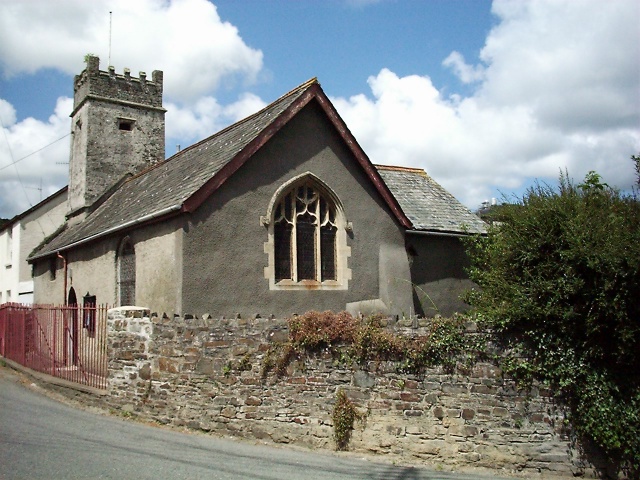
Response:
[108,11,113,66]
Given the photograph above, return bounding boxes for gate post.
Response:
[106,307,152,394]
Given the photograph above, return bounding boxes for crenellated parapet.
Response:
[73,55,164,113]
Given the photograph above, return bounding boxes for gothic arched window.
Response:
[117,237,136,306]
[265,174,351,290]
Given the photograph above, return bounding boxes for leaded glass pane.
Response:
[283,193,292,221]
[119,241,136,306]
[320,224,337,281]
[320,197,328,222]
[273,180,341,284]
[274,222,293,281]
[296,213,316,280]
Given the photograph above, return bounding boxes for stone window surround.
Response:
[262,172,352,291]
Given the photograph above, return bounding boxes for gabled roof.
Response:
[29,79,411,260]
[376,165,486,235]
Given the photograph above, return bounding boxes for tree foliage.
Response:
[465,168,640,476]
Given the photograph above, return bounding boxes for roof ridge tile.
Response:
[374,164,427,176]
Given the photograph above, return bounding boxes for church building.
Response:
[29,56,486,319]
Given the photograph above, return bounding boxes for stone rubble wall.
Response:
[104,307,594,478]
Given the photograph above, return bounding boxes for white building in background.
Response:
[0,187,67,304]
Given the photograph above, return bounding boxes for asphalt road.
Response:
[0,365,506,480]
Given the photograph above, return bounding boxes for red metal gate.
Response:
[0,303,108,389]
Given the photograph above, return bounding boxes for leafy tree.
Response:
[465,169,640,476]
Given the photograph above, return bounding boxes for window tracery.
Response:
[265,174,350,290]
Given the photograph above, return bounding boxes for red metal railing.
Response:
[0,303,109,390]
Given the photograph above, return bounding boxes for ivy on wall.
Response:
[464,168,640,477]
[261,311,486,378]
[256,311,487,450]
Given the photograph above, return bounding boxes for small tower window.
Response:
[118,118,135,131]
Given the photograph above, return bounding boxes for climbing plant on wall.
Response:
[464,166,640,476]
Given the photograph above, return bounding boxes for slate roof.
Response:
[376,165,487,235]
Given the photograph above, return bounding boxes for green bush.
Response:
[465,170,640,476]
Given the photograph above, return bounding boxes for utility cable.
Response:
[0,132,70,172]
[0,115,62,237]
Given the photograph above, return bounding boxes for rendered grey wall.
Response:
[19,192,67,284]
[33,255,68,305]
[406,233,476,317]
[133,220,183,315]
[32,218,181,313]
[33,238,123,307]
[181,100,413,318]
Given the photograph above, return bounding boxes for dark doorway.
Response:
[67,287,79,366]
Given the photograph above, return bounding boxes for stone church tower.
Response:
[67,55,165,219]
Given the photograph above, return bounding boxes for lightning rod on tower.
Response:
[108,11,113,66]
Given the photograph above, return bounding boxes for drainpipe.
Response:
[57,252,67,305]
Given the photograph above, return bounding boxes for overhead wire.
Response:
[0,114,34,212]
[0,132,70,172]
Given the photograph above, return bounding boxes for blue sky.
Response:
[1,0,638,219]
[212,1,494,97]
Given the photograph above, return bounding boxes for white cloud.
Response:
[0,0,263,103]
[442,51,485,84]
[0,99,17,126]
[478,0,639,132]
[222,93,267,124]
[1,0,638,218]
[165,93,266,147]
[0,0,266,217]
[0,97,72,217]
[333,0,640,209]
